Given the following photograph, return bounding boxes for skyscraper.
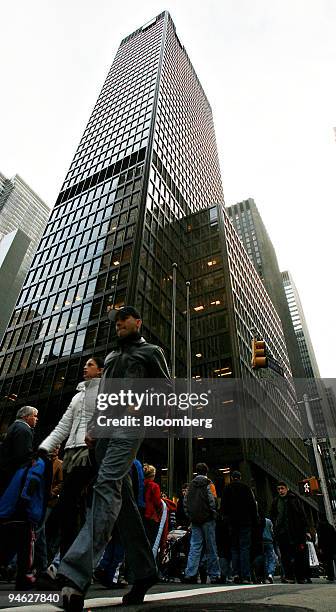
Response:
[0,172,49,341]
[226,199,304,378]
[0,12,223,436]
[282,270,336,519]
[0,13,314,511]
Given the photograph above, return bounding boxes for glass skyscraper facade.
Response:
[0,12,223,437]
[282,270,336,517]
[227,199,304,379]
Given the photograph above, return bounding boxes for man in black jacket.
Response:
[270,481,308,583]
[58,306,171,611]
[0,406,38,496]
[0,405,38,589]
[220,470,258,584]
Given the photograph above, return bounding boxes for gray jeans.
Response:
[58,438,155,593]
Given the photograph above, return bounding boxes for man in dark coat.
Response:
[0,405,39,589]
[270,481,308,583]
[0,406,38,496]
[220,470,258,584]
[58,306,171,611]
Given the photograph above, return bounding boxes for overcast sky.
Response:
[1,0,335,377]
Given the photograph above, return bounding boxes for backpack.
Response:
[186,477,213,525]
[0,458,50,525]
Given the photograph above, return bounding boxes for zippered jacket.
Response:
[39,378,100,452]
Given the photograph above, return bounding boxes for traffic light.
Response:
[251,338,267,369]
[299,477,320,495]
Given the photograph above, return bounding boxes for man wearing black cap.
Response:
[58,306,170,611]
[220,470,258,584]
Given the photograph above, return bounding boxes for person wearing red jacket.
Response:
[143,464,162,548]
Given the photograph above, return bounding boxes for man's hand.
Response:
[85,433,96,448]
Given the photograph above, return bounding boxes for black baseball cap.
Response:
[108,305,142,322]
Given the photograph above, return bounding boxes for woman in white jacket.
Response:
[39,356,103,558]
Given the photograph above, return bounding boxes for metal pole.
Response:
[303,394,334,524]
[168,263,177,498]
[186,281,193,483]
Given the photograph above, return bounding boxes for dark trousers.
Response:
[231,525,252,580]
[277,535,305,581]
[98,528,125,584]
[0,521,35,588]
[58,464,95,559]
[143,518,160,548]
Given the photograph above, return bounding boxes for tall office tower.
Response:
[184,203,314,513]
[226,199,304,378]
[0,11,223,438]
[0,173,49,341]
[0,13,314,512]
[282,270,336,518]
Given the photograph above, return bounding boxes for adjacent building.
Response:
[0,13,315,513]
[226,199,304,378]
[282,270,336,518]
[0,172,49,341]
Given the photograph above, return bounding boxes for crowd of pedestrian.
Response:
[0,306,336,612]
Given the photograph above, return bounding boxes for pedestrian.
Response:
[176,483,189,529]
[57,305,171,611]
[270,481,307,583]
[0,406,40,589]
[0,406,38,496]
[220,470,258,584]
[183,462,221,584]
[143,463,163,550]
[262,516,277,583]
[33,445,63,574]
[38,355,103,558]
[317,518,336,581]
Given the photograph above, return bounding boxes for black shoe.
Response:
[15,573,37,591]
[199,568,207,584]
[62,586,84,612]
[210,576,222,584]
[181,575,198,584]
[122,574,157,605]
[233,575,241,584]
[267,575,274,584]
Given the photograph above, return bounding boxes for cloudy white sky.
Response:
[1,0,335,377]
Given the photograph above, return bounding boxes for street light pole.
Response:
[186,281,193,483]
[303,393,334,524]
[168,263,177,498]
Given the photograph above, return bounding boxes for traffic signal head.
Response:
[299,479,311,495]
[251,339,267,369]
[299,477,320,495]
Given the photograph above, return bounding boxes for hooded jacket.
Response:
[39,378,100,452]
[184,475,217,524]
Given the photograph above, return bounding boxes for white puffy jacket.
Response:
[39,378,100,452]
